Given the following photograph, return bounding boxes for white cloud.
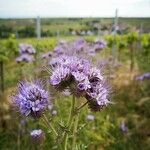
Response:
[0,0,149,18]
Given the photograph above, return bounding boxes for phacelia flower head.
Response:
[94,40,107,52]
[85,67,110,112]
[49,53,110,111]
[30,129,45,144]
[16,54,35,63]
[19,44,36,55]
[50,55,91,91]
[13,81,49,118]
[73,38,86,52]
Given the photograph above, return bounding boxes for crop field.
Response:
[0,18,150,150]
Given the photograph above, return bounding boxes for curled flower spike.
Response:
[13,81,50,118]
[86,82,110,112]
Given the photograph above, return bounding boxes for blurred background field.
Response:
[0,16,150,150]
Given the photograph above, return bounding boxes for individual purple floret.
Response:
[94,40,107,51]
[13,81,49,118]
[136,72,150,80]
[19,44,36,55]
[16,54,35,63]
[30,129,45,144]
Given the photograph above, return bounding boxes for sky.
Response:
[0,0,150,18]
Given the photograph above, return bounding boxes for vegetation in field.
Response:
[0,22,150,150]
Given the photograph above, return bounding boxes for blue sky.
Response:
[0,0,150,18]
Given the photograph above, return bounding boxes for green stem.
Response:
[76,101,88,112]
[63,95,76,150]
[72,112,79,150]
[43,114,58,137]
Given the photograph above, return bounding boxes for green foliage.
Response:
[0,36,18,62]
[0,33,150,150]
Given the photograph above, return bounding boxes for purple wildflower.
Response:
[136,72,150,80]
[16,54,35,63]
[50,55,91,90]
[85,67,110,112]
[54,46,64,56]
[73,39,86,53]
[86,83,109,112]
[30,129,45,144]
[49,54,110,111]
[19,44,36,55]
[13,81,49,118]
[94,40,107,52]
[50,66,70,87]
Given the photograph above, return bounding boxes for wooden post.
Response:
[36,16,41,39]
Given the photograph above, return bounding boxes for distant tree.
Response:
[18,26,36,37]
[0,25,13,38]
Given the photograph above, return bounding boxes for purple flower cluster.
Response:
[16,54,35,63]
[136,72,150,80]
[16,44,36,63]
[50,55,110,111]
[50,38,106,58]
[13,81,49,118]
[19,44,36,55]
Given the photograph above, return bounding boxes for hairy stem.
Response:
[43,114,58,137]
[72,112,79,149]
[63,95,76,150]
[76,101,88,112]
